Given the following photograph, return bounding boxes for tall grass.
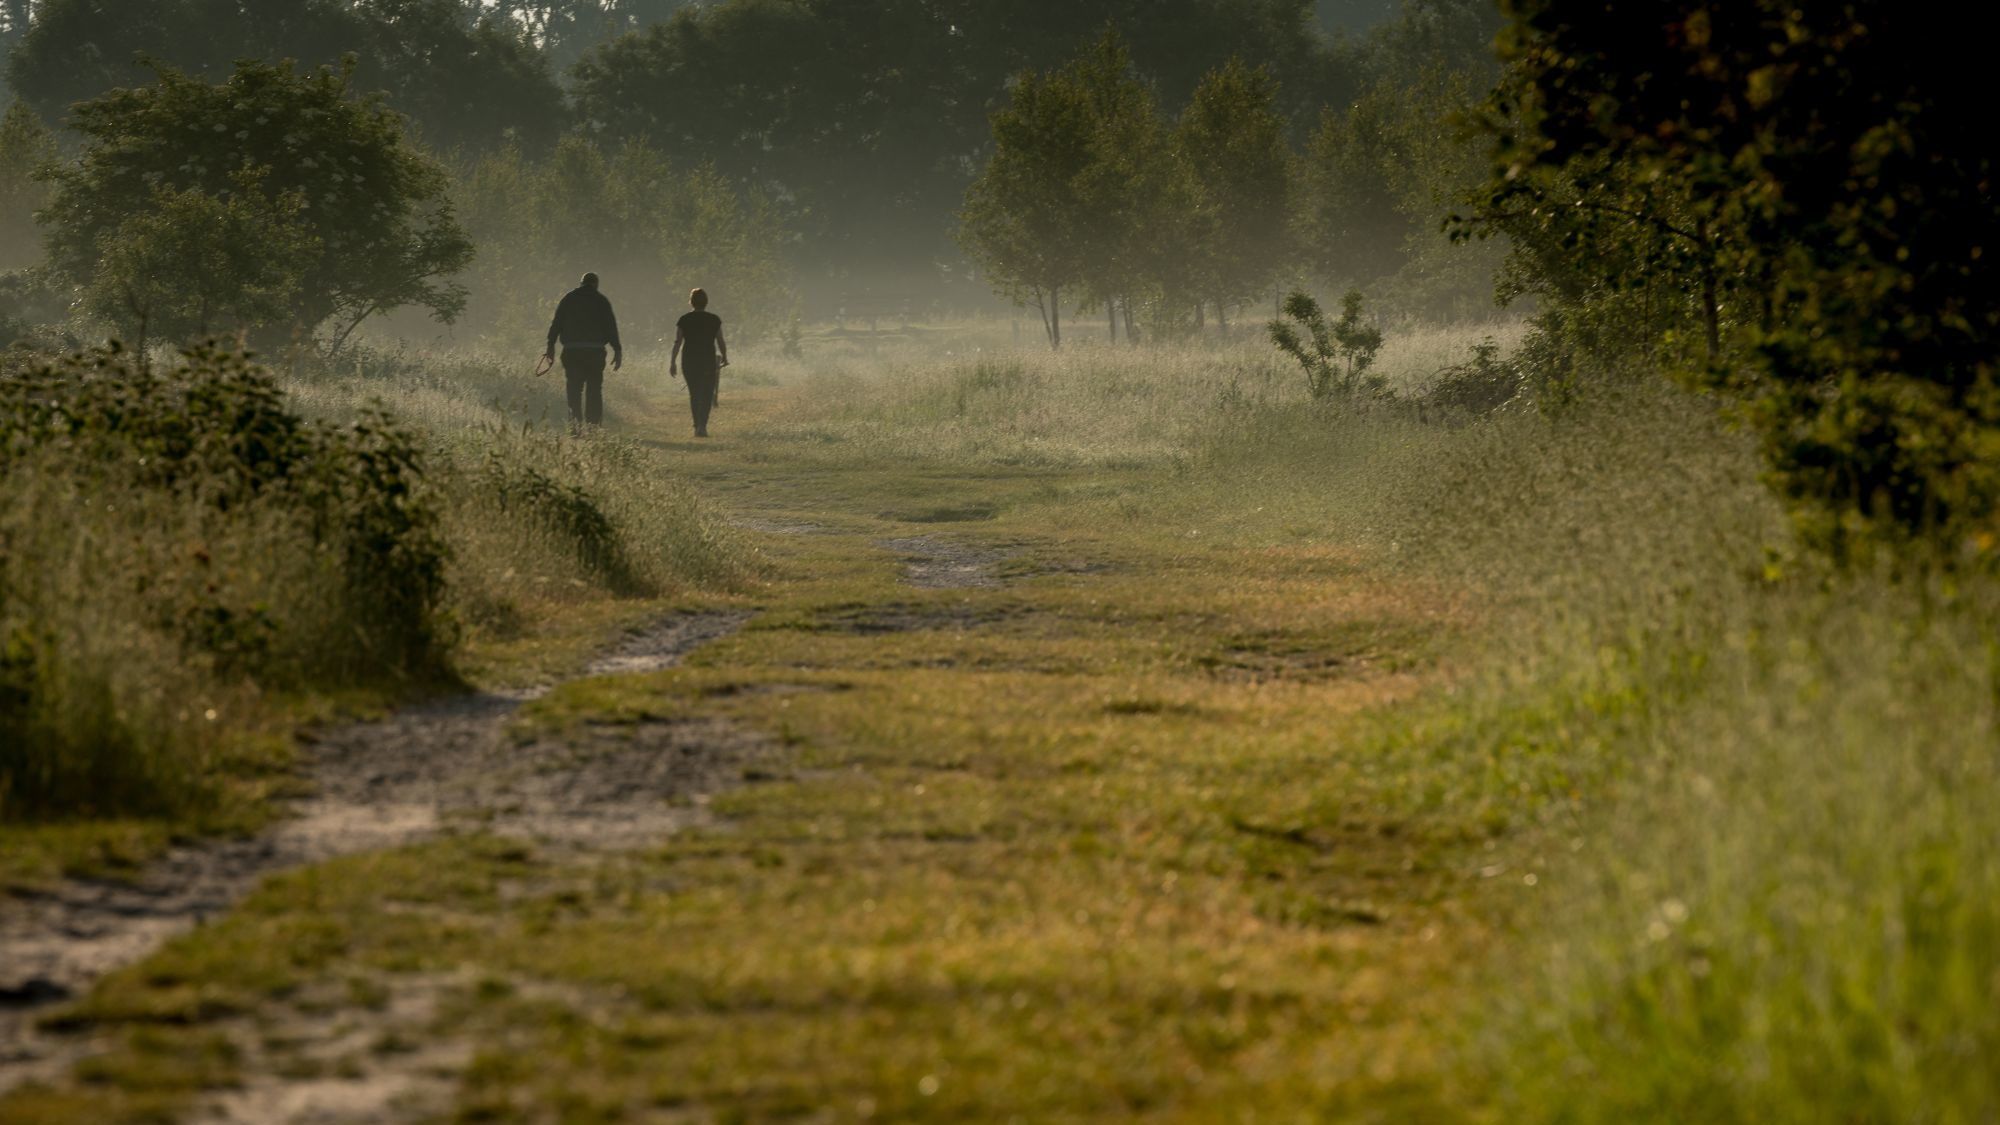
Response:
[0,344,452,818]
[287,345,746,635]
[0,341,746,826]
[764,325,2000,1120]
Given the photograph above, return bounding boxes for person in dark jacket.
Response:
[544,272,623,428]
[669,287,728,437]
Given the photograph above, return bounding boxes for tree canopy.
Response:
[1468,0,2000,557]
[570,0,1357,288]
[9,0,567,152]
[43,59,473,350]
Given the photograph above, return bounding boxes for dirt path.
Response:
[0,610,755,1097]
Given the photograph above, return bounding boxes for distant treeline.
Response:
[0,0,1502,310]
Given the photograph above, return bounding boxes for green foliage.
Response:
[571,0,1352,283]
[479,457,646,596]
[1470,0,2000,560]
[964,39,1307,346]
[0,343,451,819]
[1291,2,1503,318]
[0,101,55,273]
[43,59,473,352]
[455,138,791,347]
[1268,289,1384,399]
[957,36,1124,348]
[8,0,566,153]
[81,176,318,352]
[1171,57,1294,314]
[1415,334,1521,417]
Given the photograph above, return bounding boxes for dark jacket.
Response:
[547,287,622,354]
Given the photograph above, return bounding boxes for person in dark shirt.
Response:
[543,272,623,428]
[669,287,729,438]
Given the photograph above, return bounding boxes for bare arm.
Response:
[669,327,684,377]
[717,326,729,367]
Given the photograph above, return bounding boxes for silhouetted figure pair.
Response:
[544,272,622,427]
[544,277,728,437]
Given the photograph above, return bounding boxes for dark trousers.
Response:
[684,359,719,432]
[562,348,606,426]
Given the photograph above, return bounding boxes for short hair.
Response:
[581,272,600,288]
[689,288,709,309]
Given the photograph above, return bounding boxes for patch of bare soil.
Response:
[881,535,1016,589]
[0,611,756,1103]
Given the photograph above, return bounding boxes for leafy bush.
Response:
[1415,335,1523,418]
[0,342,450,819]
[1268,290,1386,400]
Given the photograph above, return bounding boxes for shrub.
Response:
[1268,290,1386,400]
[0,342,450,819]
[1416,336,1523,418]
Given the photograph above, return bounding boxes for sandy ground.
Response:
[0,610,758,1107]
[0,534,1014,1120]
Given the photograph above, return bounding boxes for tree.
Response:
[485,0,692,69]
[1063,32,1170,346]
[572,0,1350,295]
[958,55,1102,348]
[455,136,793,348]
[8,0,566,153]
[1473,0,2000,559]
[0,102,55,273]
[1172,58,1295,328]
[44,59,473,353]
[83,178,318,355]
[1296,99,1407,292]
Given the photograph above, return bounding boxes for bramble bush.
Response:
[0,342,450,819]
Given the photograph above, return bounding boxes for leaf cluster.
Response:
[1469,0,2000,560]
[1268,289,1385,399]
[42,59,473,350]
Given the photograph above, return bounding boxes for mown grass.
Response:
[6,324,1995,1122]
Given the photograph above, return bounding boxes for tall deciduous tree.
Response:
[958,52,1101,349]
[44,59,473,352]
[0,102,55,273]
[9,0,566,152]
[1172,58,1295,328]
[572,0,1350,291]
[1472,0,2000,558]
[83,177,319,354]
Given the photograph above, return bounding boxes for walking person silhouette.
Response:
[670,288,728,438]
[543,272,623,429]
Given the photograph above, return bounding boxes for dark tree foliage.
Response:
[8,0,566,152]
[570,0,1353,282]
[43,59,473,349]
[1472,0,2000,558]
[483,0,692,68]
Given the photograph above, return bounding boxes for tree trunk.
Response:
[1031,286,1053,346]
[1107,299,1117,345]
[1121,296,1139,347]
[1050,286,1062,351]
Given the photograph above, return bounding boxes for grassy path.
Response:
[2,381,1494,1122]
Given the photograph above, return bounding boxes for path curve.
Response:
[0,610,753,1094]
